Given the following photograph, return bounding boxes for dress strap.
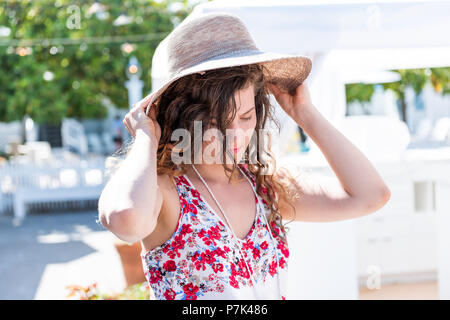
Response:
[238,164,256,187]
[172,174,194,198]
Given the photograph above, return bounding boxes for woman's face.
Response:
[202,83,257,164]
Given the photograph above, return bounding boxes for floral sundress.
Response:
[140,164,289,300]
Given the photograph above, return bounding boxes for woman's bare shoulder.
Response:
[140,173,182,251]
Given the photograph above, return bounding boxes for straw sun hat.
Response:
[141,11,312,116]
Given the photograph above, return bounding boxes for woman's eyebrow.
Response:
[239,106,255,116]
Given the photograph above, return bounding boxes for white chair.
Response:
[23,141,52,164]
[431,117,450,142]
[87,133,103,154]
[9,160,106,223]
[414,118,433,141]
[61,118,89,156]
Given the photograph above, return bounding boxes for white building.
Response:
[150,0,450,299]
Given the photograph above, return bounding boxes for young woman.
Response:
[98,13,391,300]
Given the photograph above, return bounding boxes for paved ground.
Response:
[359,281,438,300]
[0,210,439,300]
[0,210,127,300]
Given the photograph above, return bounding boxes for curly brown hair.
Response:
[107,63,302,242]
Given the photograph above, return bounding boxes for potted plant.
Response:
[66,282,151,300]
[113,237,147,288]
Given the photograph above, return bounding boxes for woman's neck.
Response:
[186,163,244,185]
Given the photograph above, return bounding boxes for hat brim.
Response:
[141,51,312,116]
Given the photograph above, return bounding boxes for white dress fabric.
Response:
[141,164,289,300]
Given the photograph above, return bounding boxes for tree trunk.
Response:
[400,97,407,124]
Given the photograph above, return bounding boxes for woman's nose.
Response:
[226,130,243,147]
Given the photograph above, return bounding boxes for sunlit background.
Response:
[1,0,449,300]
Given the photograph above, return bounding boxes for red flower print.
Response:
[270,221,280,237]
[207,225,221,243]
[186,203,198,215]
[199,230,212,246]
[191,214,200,224]
[190,189,200,199]
[149,268,162,284]
[180,197,188,209]
[180,224,193,236]
[269,260,277,276]
[172,234,185,251]
[279,257,287,269]
[194,259,206,271]
[199,226,221,246]
[196,262,206,271]
[166,250,176,260]
[191,251,200,263]
[212,263,224,273]
[218,220,226,229]
[230,263,239,277]
[277,241,289,258]
[214,247,227,259]
[164,288,176,300]
[201,250,216,265]
[252,247,260,259]
[163,260,177,272]
[260,241,269,250]
[178,176,186,183]
[183,283,199,299]
[242,239,254,251]
[187,236,196,247]
[216,284,225,293]
[238,259,251,279]
[229,276,239,289]
[190,251,206,271]
[166,234,185,259]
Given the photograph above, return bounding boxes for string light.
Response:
[0,31,170,47]
[0,0,195,56]
[128,65,138,74]
[15,46,32,56]
[121,42,135,54]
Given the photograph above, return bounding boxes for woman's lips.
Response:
[230,146,241,154]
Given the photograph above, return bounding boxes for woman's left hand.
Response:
[268,81,313,118]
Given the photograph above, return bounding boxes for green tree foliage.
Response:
[346,67,450,122]
[0,0,197,124]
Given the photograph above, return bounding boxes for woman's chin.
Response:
[224,153,244,165]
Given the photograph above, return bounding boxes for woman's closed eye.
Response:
[241,116,252,121]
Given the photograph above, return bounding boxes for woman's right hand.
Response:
[123,92,161,142]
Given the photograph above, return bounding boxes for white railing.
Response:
[61,118,89,156]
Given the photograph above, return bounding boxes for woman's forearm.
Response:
[293,105,391,204]
[98,129,160,242]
